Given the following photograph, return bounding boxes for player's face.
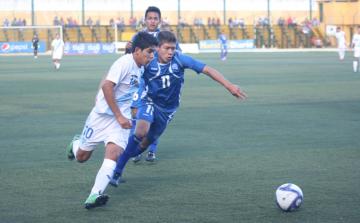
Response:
[157,42,176,63]
[145,12,160,32]
[134,47,156,66]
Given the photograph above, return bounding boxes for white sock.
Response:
[90,159,116,195]
[57,63,61,69]
[72,139,80,160]
[354,61,358,72]
[339,51,345,60]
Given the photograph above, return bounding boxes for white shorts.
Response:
[354,48,360,58]
[52,51,63,60]
[79,109,130,151]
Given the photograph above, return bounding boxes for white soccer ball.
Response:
[275,183,303,212]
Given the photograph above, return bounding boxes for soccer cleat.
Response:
[84,193,109,209]
[132,154,142,163]
[145,152,156,162]
[108,173,125,187]
[66,135,80,160]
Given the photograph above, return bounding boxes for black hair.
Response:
[157,31,177,46]
[145,6,161,19]
[131,31,158,53]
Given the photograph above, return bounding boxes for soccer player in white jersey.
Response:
[335,27,347,61]
[51,33,64,70]
[351,26,360,72]
[65,32,158,209]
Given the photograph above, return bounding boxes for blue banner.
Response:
[0,42,46,53]
[64,43,115,55]
[199,39,255,49]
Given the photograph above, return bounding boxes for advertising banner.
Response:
[64,43,115,55]
[199,39,255,50]
[0,42,46,53]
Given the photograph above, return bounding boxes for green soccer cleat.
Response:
[66,135,80,160]
[84,193,109,209]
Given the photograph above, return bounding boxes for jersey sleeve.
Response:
[178,53,206,74]
[105,58,131,85]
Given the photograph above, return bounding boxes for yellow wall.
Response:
[322,1,360,25]
[1,10,315,26]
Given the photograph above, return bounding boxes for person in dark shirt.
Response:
[32,34,39,58]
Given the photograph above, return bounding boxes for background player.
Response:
[109,31,247,186]
[51,33,65,70]
[32,34,39,59]
[335,27,347,61]
[219,30,228,61]
[66,32,157,209]
[351,26,360,72]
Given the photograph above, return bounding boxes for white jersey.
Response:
[335,31,346,48]
[94,53,142,119]
[51,38,64,59]
[352,34,360,49]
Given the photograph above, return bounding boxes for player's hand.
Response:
[228,84,247,100]
[126,41,132,50]
[117,116,132,129]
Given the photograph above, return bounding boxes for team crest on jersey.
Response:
[171,63,179,72]
[130,74,139,86]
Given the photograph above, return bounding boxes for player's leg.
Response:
[146,139,159,162]
[220,45,224,60]
[66,111,107,162]
[34,48,38,58]
[130,107,143,163]
[224,45,228,60]
[84,115,130,209]
[338,48,345,60]
[110,119,151,186]
[85,143,123,209]
[66,134,94,162]
[353,49,360,72]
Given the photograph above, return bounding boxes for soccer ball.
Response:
[275,183,303,212]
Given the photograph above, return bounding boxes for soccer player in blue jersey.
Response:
[129,6,181,163]
[109,31,247,186]
[219,30,228,61]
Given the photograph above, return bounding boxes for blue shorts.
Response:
[137,100,175,144]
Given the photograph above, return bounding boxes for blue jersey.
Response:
[130,30,183,109]
[219,34,227,45]
[141,51,206,112]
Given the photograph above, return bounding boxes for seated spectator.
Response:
[3,18,10,27]
[86,17,93,27]
[239,18,245,29]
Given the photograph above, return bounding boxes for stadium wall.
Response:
[321,1,360,25]
[0,0,318,26]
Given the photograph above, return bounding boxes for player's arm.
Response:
[102,80,131,129]
[202,65,247,100]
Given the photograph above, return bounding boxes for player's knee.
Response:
[76,150,91,163]
[134,130,147,139]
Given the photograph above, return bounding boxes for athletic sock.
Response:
[72,139,80,160]
[90,159,116,195]
[149,139,158,153]
[354,61,358,72]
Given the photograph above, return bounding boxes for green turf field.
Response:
[0,52,359,223]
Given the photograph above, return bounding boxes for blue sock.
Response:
[130,119,136,135]
[148,139,158,153]
[113,135,144,176]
